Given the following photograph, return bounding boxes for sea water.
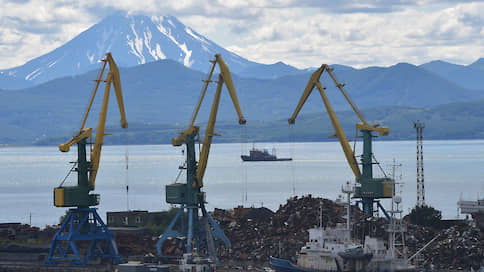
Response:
[0,140,483,227]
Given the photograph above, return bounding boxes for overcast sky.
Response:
[0,0,483,69]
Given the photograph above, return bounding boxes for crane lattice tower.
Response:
[414,121,425,207]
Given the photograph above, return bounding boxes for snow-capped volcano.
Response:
[0,13,255,89]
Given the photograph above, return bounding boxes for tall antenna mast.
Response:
[391,158,402,213]
[413,121,425,207]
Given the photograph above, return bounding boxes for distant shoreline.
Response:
[2,137,484,148]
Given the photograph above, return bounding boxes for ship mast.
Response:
[342,182,355,230]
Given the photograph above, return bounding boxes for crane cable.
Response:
[79,59,105,132]
[59,162,78,187]
[240,124,248,204]
[288,124,296,196]
[125,144,129,211]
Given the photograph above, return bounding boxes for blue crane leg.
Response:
[156,207,185,255]
[207,213,230,247]
[45,208,122,266]
[187,208,194,253]
[377,201,391,221]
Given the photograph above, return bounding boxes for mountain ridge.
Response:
[32,100,484,146]
[1,58,483,144]
[419,58,484,90]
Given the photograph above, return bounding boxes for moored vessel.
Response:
[241,147,292,161]
[270,184,416,272]
[271,189,372,272]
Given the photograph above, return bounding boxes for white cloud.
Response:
[225,2,484,67]
[0,0,483,69]
[0,0,96,69]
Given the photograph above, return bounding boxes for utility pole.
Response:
[413,121,425,207]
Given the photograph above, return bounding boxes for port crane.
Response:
[46,53,127,265]
[156,54,246,261]
[288,64,392,217]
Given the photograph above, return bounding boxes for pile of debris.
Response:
[419,223,483,270]
[215,195,483,270]
[111,194,483,269]
[406,224,438,253]
[216,195,363,262]
[114,229,156,259]
[0,223,43,241]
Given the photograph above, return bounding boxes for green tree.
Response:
[59,210,70,225]
[145,208,180,235]
[409,205,442,228]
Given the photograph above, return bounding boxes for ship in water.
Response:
[270,223,373,271]
[270,183,416,272]
[241,147,292,161]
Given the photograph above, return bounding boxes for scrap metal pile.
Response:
[111,195,482,269]
[114,229,157,259]
[417,223,483,270]
[215,195,364,262]
[213,195,483,270]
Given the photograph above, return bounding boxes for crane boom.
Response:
[288,65,325,124]
[196,74,223,185]
[288,64,390,180]
[314,81,361,179]
[58,53,127,152]
[172,54,245,188]
[215,55,246,125]
[288,64,361,179]
[325,67,367,125]
[288,64,393,216]
[89,54,127,189]
[196,55,246,185]
[189,54,246,128]
[55,52,127,204]
[190,58,217,128]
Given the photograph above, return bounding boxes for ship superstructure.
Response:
[271,186,372,272]
[241,147,292,161]
[459,198,484,230]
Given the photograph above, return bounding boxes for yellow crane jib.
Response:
[170,55,246,189]
[288,64,362,179]
[54,52,128,208]
[288,64,391,181]
[288,64,392,216]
